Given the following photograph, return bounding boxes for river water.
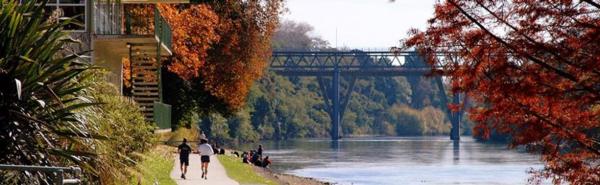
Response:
[258,136,545,185]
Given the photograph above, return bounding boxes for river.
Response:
[257,136,545,185]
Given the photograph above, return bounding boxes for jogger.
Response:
[197,138,214,180]
[177,138,192,179]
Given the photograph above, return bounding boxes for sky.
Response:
[282,0,437,49]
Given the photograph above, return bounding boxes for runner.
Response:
[197,138,214,180]
[177,138,192,179]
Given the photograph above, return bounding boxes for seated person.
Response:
[241,151,249,163]
[253,157,263,167]
[212,144,219,155]
[251,152,260,164]
[261,156,271,168]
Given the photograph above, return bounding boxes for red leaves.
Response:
[158,1,282,111]
[406,0,600,184]
[158,4,219,80]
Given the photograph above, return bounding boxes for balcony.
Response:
[93,3,172,55]
[93,3,173,96]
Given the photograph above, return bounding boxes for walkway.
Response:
[170,154,239,185]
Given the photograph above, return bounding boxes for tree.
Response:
[200,0,282,110]
[272,20,329,50]
[158,0,283,111]
[157,4,219,80]
[405,1,600,184]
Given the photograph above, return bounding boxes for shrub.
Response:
[79,69,156,184]
[0,1,97,183]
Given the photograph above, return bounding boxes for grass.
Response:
[159,127,200,148]
[130,145,176,185]
[218,155,277,185]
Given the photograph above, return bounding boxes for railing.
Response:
[269,51,445,76]
[0,164,81,185]
[154,7,172,52]
[93,1,122,35]
[123,5,154,35]
[153,101,171,130]
[93,3,173,52]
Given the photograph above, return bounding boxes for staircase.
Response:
[130,45,160,121]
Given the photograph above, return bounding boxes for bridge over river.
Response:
[269,50,465,141]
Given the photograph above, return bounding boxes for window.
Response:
[46,0,87,32]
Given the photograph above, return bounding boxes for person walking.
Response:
[177,138,192,179]
[197,138,214,180]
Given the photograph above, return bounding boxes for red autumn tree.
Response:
[405,0,600,184]
[200,0,282,110]
[158,1,282,110]
[158,4,220,80]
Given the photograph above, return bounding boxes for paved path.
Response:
[170,154,239,185]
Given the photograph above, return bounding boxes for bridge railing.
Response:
[271,51,444,68]
[0,164,82,184]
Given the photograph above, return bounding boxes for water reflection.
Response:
[261,136,545,185]
[330,140,340,150]
[453,140,460,163]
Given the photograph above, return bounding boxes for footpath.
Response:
[170,154,239,185]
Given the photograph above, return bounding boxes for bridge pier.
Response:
[434,77,462,141]
[450,93,461,140]
[316,67,350,141]
[331,67,341,140]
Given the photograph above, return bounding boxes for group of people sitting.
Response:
[234,144,271,168]
[211,143,226,155]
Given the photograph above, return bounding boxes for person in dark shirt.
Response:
[257,144,263,156]
[219,148,225,155]
[177,138,192,179]
[251,151,260,165]
[212,143,219,155]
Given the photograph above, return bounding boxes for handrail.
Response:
[94,4,173,53]
[0,164,82,185]
[154,7,172,52]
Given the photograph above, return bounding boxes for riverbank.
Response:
[251,165,331,185]
[218,154,330,185]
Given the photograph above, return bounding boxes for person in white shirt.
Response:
[197,138,214,180]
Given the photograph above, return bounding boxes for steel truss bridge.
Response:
[269,50,464,141]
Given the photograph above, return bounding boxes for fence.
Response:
[153,101,171,130]
[0,164,81,185]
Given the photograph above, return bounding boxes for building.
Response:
[45,0,187,131]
